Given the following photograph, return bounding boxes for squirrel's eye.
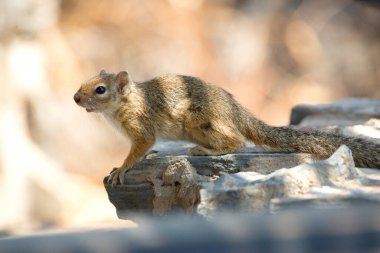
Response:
[95,86,106,94]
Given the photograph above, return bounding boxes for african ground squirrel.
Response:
[74,70,380,185]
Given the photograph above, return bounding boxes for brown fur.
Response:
[74,70,380,185]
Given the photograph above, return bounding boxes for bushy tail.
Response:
[235,105,380,168]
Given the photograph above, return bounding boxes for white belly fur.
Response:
[103,112,186,143]
[102,113,132,142]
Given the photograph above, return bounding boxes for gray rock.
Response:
[197,145,380,217]
[304,119,380,141]
[290,98,380,126]
[149,159,204,215]
[104,142,313,219]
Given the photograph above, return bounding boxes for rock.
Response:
[149,159,204,215]
[197,145,380,217]
[309,119,380,140]
[3,206,380,253]
[104,142,380,219]
[104,141,313,219]
[291,99,380,142]
[290,98,380,126]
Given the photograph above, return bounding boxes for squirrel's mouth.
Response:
[74,97,98,112]
[85,108,95,112]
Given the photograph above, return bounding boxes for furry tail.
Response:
[235,105,380,168]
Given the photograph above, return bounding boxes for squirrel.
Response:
[74,70,380,186]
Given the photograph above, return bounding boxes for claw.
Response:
[119,169,126,185]
[107,167,128,186]
[110,167,118,174]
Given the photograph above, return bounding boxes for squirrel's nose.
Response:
[73,93,81,103]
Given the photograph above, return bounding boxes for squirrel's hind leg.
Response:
[187,121,245,156]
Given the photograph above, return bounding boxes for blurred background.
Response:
[0,0,379,235]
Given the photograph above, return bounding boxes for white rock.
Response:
[197,145,380,217]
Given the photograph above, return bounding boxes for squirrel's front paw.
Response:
[108,167,128,186]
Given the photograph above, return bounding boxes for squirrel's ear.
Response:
[99,69,107,76]
[115,71,132,94]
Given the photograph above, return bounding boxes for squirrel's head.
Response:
[74,69,133,113]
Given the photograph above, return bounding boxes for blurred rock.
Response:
[323,119,380,140]
[290,98,380,126]
[2,206,380,253]
[290,98,380,140]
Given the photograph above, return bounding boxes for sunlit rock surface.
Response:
[198,145,380,217]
